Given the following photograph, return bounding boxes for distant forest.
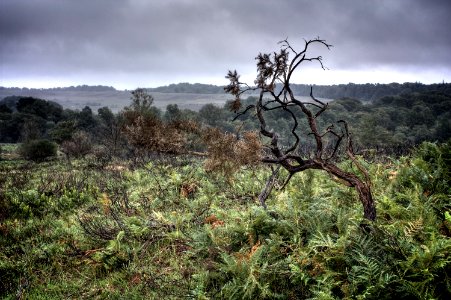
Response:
[2,82,451,101]
[1,83,450,152]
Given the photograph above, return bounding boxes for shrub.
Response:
[61,131,93,159]
[19,139,57,162]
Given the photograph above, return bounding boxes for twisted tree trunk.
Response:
[323,162,376,221]
[225,38,377,221]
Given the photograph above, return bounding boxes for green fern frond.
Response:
[350,253,381,281]
[348,232,381,259]
[309,232,336,254]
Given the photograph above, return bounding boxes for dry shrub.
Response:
[122,107,262,177]
[90,145,112,166]
[180,182,197,198]
[61,131,92,159]
[228,99,242,113]
[123,111,199,155]
[204,214,225,228]
[203,128,262,177]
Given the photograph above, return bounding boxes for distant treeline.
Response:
[1,88,450,152]
[2,82,451,101]
[147,82,451,101]
[290,82,451,101]
[147,82,225,94]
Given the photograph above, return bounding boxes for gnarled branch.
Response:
[224,38,376,221]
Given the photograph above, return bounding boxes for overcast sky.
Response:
[1,0,450,89]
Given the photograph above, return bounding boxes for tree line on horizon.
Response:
[2,81,451,101]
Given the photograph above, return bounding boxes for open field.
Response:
[0,89,331,112]
[0,89,231,112]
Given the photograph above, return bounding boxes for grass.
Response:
[0,143,21,161]
[1,143,450,299]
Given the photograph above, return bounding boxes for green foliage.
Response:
[394,141,451,219]
[19,139,57,162]
[288,82,451,101]
[0,96,64,143]
[50,120,76,143]
[1,142,450,299]
[15,97,63,124]
[267,90,450,149]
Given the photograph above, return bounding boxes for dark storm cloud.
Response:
[324,0,451,68]
[1,0,450,87]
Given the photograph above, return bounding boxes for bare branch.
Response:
[231,104,255,121]
[283,106,300,154]
[310,86,326,106]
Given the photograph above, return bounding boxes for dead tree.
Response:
[225,38,376,221]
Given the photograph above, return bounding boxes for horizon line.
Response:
[1,80,448,91]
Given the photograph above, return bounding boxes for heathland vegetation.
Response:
[1,38,450,299]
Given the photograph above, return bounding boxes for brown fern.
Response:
[404,217,424,237]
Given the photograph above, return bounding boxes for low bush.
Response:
[19,139,57,162]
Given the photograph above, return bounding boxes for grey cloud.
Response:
[1,0,450,87]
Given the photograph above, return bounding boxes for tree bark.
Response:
[323,162,376,221]
[258,166,281,209]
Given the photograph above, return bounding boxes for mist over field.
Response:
[0,82,342,113]
[0,86,233,112]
